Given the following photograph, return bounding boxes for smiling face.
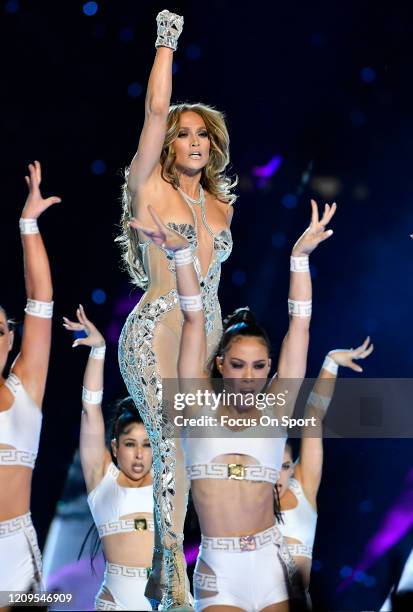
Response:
[0,308,14,379]
[111,423,152,483]
[171,111,210,175]
[276,445,295,499]
[216,336,272,398]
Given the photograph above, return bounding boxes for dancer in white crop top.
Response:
[134,199,336,611]
[277,338,374,607]
[0,161,60,607]
[63,307,153,610]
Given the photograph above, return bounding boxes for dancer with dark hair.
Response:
[0,161,60,607]
[63,306,153,610]
[133,199,336,610]
[277,338,373,606]
[117,9,236,607]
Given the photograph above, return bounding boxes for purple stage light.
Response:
[337,467,413,591]
[252,155,283,179]
[184,543,200,565]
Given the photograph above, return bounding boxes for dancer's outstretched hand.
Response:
[328,337,374,373]
[63,304,105,349]
[21,160,61,219]
[131,205,189,252]
[292,199,336,257]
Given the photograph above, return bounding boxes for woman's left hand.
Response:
[329,337,374,372]
[63,305,105,348]
[21,160,62,219]
[292,199,337,257]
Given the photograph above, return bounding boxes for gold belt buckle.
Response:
[134,518,148,531]
[239,535,256,552]
[228,463,245,480]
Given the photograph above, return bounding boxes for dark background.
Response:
[2,1,413,609]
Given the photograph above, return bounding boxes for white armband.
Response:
[322,355,339,375]
[179,294,203,311]
[82,386,103,405]
[90,345,106,360]
[290,256,309,272]
[288,299,312,318]
[25,299,54,319]
[19,218,39,235]
[174,247,193,267]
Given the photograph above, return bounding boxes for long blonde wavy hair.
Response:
[116,102,238,289]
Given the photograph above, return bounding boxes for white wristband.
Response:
[19,218,39,235]
[322,355,339,375]
[179,294,203,311]
[290,256,309,273]
[25,299,54,319]
[90,345,106,360]
[288,299,312,318]
[308,391,330,413]
[174,247,193,267]
[82,386,103,405]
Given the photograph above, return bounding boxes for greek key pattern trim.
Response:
[288,299,312,318]
[0,512,32,537]
[98,518,155,537]
[287,543,313,559]
[25,299,54,319]
[179,294,203,311]
[201,525,283,553]
[19,218,39,234]
[106,562,150,579]
[290,256,309,272]
[193,571,217,591]
[0,449,36,468]
[187,463,279,484]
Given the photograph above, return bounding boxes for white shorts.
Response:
[0,512,43,606]
[94,562,151,610]
[193,525,290,611]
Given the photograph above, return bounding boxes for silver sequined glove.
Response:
[155,9,184,51]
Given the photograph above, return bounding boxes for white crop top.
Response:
[279,478,318,559]
[0,373,42,468]
[88,462,154,537]
[182,422,287,484]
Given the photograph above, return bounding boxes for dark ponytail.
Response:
[208,307,271,381]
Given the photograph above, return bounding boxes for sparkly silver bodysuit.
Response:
[118,189,232,608]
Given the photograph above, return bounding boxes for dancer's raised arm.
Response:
[131,206,207,380]
[12,161,61,406]
[296,337,373,503]
[63,306,109,492]
[128,10,183,197]
[276,199,336,381]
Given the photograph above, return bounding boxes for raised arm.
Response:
[269,200,336,416]
[295,337,374,505]
[131,207,207,380]
[63,306,110,493]
[128,11,183,196]
[12,161,61,407]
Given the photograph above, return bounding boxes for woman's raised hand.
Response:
[329,337,374,373]
[292,199,337,257]
[63,304,105,349]
[131,205,189,252]
[21,161,61,219]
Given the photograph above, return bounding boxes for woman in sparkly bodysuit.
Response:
[116,10,236,608]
